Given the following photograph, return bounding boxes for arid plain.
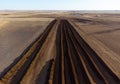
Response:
[0,11,120,84]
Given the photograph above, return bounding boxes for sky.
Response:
[0,0,120,10]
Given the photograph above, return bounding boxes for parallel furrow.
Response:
[54,19,120,84]
[0,19,120,84]
[0,20,57,84]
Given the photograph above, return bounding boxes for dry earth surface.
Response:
[71,14,120,78]
[73,14,120,56]
[0,11,120,83]
[0,14,53,75]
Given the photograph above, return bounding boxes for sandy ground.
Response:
[21,20,59,84]
[73,15,120,56]
[0,11,120,79]
[71,14,120,78]
[0,17,53,74]
[70,19,120,78]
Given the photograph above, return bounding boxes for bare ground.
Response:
[70,15,120,78]
[0,11,120,83]
[73,16,120,56]
[0,18,53,74]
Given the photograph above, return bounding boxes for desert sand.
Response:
[0,15,53,74]
[0,11,120,83]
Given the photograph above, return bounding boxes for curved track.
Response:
[0,19,120,84]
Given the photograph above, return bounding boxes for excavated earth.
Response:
[0,12,120,84]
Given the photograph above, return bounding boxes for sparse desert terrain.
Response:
[0,11,120,84]
[0,12,53,74]
[73,14,120,56]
